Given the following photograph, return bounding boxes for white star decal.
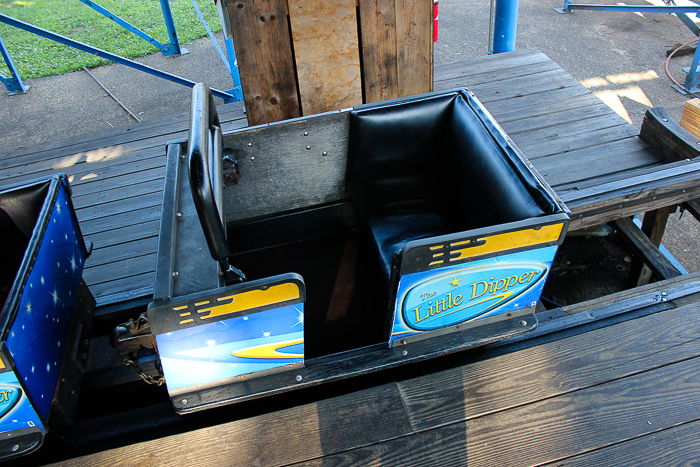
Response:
[262,330,271,338]
[51,288,60,305]
[69,255,77,272]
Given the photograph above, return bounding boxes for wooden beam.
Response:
[626,206,674,287]
[639,106,700,163]
[223,0,301,125]
[682,198,700,222]
[613,216,683,283]
[287,0,363,115]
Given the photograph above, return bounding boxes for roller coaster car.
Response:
[145,85,570,413]
[0,175,93,460]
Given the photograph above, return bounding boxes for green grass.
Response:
[0,0,222,79]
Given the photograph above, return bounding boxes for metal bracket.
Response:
[222,149,241,186]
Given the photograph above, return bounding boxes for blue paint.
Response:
[390,246,558,345]
[157,304,304,392]
[0,372,43,433]
[492,0,520,54]
[6,186,87,422]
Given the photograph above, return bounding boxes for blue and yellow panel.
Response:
[5,184,87,422]
[156,304,304,393]
[0,371,43,434]
[390,245,558,346]
[149,274,305,394]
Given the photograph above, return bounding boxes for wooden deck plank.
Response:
[398,301,700,431]
[304,357,700,466]
[56,383,414,467]
[547,419,700,466]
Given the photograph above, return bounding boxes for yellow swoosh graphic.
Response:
[231,338,304,359]
[199,282,300,320]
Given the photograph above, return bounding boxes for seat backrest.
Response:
[346,91,559,232]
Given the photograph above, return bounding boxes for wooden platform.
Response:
[1,48,699,310]
[55,272,700,466]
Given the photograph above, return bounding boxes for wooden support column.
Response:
[358,0,433,103]
[615,209,681,288]
[223,0,301,125]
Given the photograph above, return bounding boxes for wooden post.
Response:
[625,206,675,288]
[222,0,301,125]
[357,0,434,103]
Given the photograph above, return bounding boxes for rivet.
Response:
[11,445,18,452]
[322,151,328,156]
[400,339,406,345]
[181,399,188,405]
[296,375,303,381]
[172,271,179,277]
[176,212,182,218]
[251,156,255,161]
[180,154,185,160]
[304,131,308,136]
[652,196,656,200]
[306,146,311,150]
[520,320,528,326]
[662,118,668,122]
[401,350,408,356]
[661,291,667,296]
[247,143,252,147]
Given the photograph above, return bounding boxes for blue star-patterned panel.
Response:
[157,303,304,393]
[0,371,43,433]
[6,185,87,422]
[389,246,558,346]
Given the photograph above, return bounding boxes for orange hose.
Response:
[666,38,700,90]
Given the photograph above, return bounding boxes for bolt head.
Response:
[296,375,303,381]
[181,399,188,405]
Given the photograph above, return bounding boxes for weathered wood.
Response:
[626,206,674,287]
[224,0,301,125]
[398,301,700,430]
[558,270,700,315]
[222,111,350,222]
[683,198,700,222]
[55,384,413,467]
[313,357,700,467]
[613,216,683,282]
[639,106,700,162]
[287,0,363,115]
[358,0,399,103]
[395,0,433,97]
[551,419,700,466]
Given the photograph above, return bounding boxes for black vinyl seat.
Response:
[345,90,560,281]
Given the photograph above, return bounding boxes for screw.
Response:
[251,156,255,161]
[520,320,528,326]
[176,212,182,218]
[306,146,311,150]
[322,151,328,156]
[401,350,408,356]
[180,154,185,160]
[172,271,179,277]
[400,339,406,345]
[11,445,18,452]
[304,131,308,136]
[296,375,303,381]
[181,399,188,405]
[247,143,252,147]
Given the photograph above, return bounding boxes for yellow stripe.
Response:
[173,305,188,311]
[231,338,304,359]
[180,319,194,324]
[450,223,564,261]
[200,282,301,320]
[0,360,5,370]
[179,312,191,317]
